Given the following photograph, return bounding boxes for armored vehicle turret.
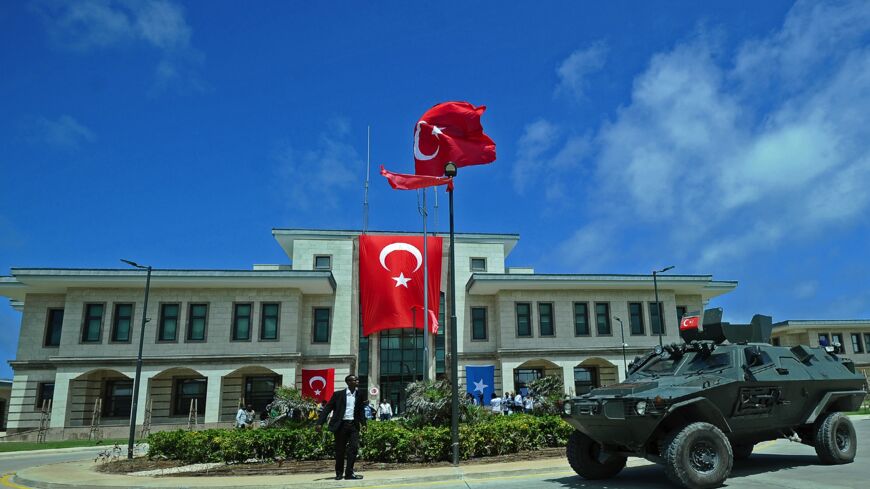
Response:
[561,308,867,489]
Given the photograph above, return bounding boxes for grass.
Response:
[847,406,870,415]
[0,438,126,453]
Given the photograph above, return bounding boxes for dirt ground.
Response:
[98,447,566,477]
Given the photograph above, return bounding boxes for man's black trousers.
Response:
[334,420,360,477]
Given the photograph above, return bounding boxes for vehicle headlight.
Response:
[635,400,647,415]
[563,401,572,415]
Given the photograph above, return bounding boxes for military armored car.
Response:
[561,308,867,489]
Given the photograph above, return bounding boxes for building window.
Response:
[574,367,599,395]
[864,334,870,352]
[313,307,330,343]
[36,382,54,409]
[649,302,665,335]
[539,303,554,336]
[314,255,332,270]
[111,303,133,342]
[174,379,206,416]
[260,303,280,340]
[232,303,253,341]
[471,307,487,340]
[470,257,487,272]
[595,303,611,335]
[44,308,64,347]
[81,303,104,343]
[832,333,845,353]
[513,368,542,393]
[676,306,687,323]
[629,302,645,335]
[574,302,589,336]
[103,380,133,417]
[516,302,532,337]
[818,333,830,346]
[850,333,863,354]
[772,337,781,346]
[158,304,180,342]
[187,303,208,341]
[245,376,279,415]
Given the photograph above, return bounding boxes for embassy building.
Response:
[0,228,737,439]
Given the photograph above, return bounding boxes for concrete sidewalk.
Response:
[9,455,615,489]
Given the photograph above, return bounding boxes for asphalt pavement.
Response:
[3,417,869,489]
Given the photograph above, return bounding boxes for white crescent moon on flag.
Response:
[308,376,326,389]
[380,243,423,272]
[414,120,439,161]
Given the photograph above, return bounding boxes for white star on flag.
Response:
[431,125,444,138]
[392,272,411,288]
[473,378,488,394]
[314,389,321,395]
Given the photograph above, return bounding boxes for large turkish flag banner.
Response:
[360,235,443,336]
[301,368,334,403]
[413,101,496,177]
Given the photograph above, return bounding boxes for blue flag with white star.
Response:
[466,365,495,406]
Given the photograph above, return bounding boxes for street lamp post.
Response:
[121,259,152,460]
[613,316,628,376]
[652,265,674,347]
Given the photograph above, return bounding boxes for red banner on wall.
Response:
[301,368,334,403]
[360,234,443,337]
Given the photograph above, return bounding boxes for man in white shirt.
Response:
[316,375,368,480]
[378,400,393,421]
[490,393,502,414]
[514,393,524,413]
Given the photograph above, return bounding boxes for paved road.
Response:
[0,447,106,475]
[381,417,870,489]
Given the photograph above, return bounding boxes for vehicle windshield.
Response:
[677,351,732,374]
[637,356,684,376]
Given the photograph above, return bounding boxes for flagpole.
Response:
[445,162,459,466]
[421,188,430,382]
[363,125,371,233]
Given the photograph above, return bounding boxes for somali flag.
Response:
[466,365,495,406]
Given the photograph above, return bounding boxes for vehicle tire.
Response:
[814,412,856,464]
[663,422,733,489]
[566,431,627,480]
[731,443,753,460]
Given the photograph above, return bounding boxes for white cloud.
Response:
[556,43,608,100]
[28,115,95,149]
[543,0,870,269]
[793,281,818,300]
[553,222,617,272]
[32,0,202,90]
[273,122,362,211]
[512,119,590,202]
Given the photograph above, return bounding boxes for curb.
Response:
[10,458,586,489]
[0,446,110,459]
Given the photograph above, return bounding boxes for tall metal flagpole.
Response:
[444,163,459,466]
[363,126,371,233]
[421,189,430,381]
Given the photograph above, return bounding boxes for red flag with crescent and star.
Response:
[413,101,496,177]
[360,235,443,336]
[301,368,334,402]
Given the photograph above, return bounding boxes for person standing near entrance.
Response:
[378,399,393,421]
[316,374,367,480]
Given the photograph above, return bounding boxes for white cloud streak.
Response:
[28,115,95,149]
[556,43,608,100]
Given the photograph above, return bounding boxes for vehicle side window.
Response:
[744,347,774,368]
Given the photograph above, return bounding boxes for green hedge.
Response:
[147,414,572,464]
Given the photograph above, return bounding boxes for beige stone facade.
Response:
[772,320,870,379]
[0,228,737,440]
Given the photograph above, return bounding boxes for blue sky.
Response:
[2,1,869,380]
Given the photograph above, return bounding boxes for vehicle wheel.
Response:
[566,431,627,480]
[663,422,733,489]
[731,443,753,460]
[814,412,856,464]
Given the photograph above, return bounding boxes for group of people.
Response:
[234,404,257,429]
[488,391,534,414]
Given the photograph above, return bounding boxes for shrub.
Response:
[147,415,572,465]
[527,375,566,415]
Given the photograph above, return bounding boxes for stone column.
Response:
[50,371,78,428]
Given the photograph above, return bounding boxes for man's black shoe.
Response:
[345,473,364,480]
[335,475,344,480]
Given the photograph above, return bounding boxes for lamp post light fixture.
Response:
[121,259,152,460]
[613,316,628,375]
[652,265,674,347]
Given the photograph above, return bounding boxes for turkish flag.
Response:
[414,101,496,177]
[680,315,700,331]
[381,165,454,191]
[360,234,443,336]
[301,368,334,402]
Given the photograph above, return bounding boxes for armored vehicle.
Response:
[561,308,867,489]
